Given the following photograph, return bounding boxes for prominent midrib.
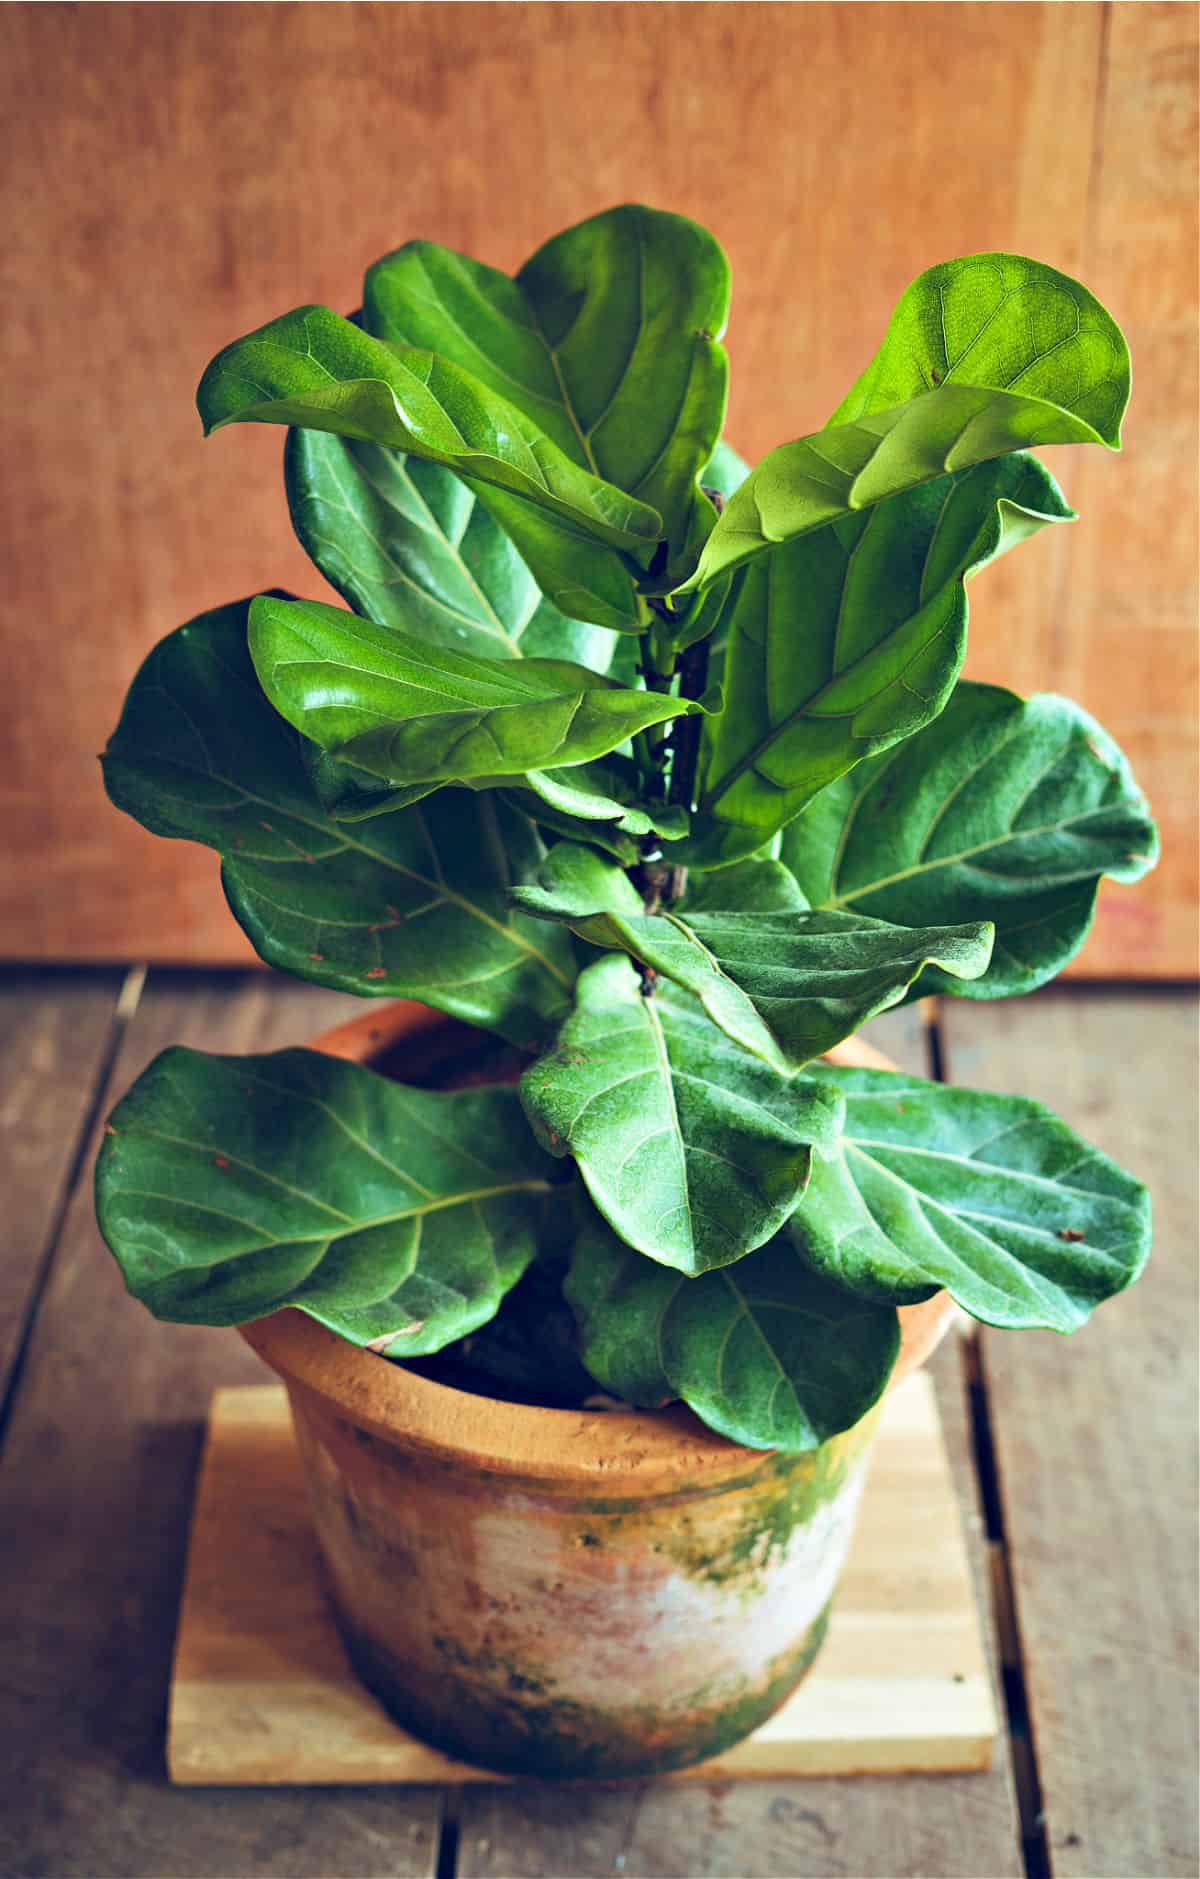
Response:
[820,810,1115,909]
[176,693,574,990]
[326,444,523,657]
[701,586,959,811]
[121,1162,554,1249]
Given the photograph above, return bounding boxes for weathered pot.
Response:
[241,1001,956,1780]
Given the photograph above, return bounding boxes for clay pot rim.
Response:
[239,1000,957,1490]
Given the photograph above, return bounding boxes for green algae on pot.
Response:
[240,1255,888,1780]
[96,206,1156,1777]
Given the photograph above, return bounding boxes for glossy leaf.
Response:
[680,254,1128,595]
[249,594,701,788]
[782,683,1159,996]
[494,769,688,871]
[511,845,786,1069]
[459,478,646,632]
[364,204,729,556]
[197,303,661,555]
[694,455,1074,862]
[791,1064,1151,1331]
[520,956,844,1275]
[680,384,1105,595]
[514,847,993,1068]
[520,764,688,838]
[829,252,1129,437]
[101,601,576,1043]
[677,909,993,1064]
[96,1047,555,1352]
[565,1211,900,1450]
[285,427,618,669]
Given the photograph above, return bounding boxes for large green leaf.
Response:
[682,855,809,914]
[196,303,661,559]
[364,204,729,557]
[511,844,786,1069]
[457,478,647,632]
[677,909,994,1065]
[513,847,993,1068]
[101,601,576,1044]
[782,683,1159,996]
[96,1047,555,1353]
[520,956,844,1276]
[285,427,617,669]
[565,1211,900,1450]
[791,1065,1151,1331]
[692,456,1074,863]
[248,594,701,789]
[829,252,1129,436]
[679,254,1128,596]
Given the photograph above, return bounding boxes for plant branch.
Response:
[667,637,709,813]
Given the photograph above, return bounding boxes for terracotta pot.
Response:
[241,1001,957,1779]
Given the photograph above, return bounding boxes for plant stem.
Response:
[668,637,709,813]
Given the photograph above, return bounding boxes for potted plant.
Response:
[96,205,1157,1781]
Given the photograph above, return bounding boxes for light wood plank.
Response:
[0,972,442,1879]
[941,988,1199,1878]
[168,1372,996,1785]
[0,967,126,1396]
[13,3,1180,977]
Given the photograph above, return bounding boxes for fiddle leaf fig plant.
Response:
[97,205,1157,1451]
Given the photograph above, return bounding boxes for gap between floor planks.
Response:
[0,969,1048,1879]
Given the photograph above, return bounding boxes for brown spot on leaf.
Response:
[365,1322,425,1352]
[365,966,387,980]
[214,1154,230,1169]
[1058,1227,1085,1242]
[308,952,325,961]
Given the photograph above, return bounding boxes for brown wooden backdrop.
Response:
[2,2,1195,975]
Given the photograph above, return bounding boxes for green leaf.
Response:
[692,456,1074,863]
[511,845,786,1069]
[782,683,1159,996]
[519,764,689,839]
[791,1064,1151,1331]
[682,855,809,914]
[565,1211,900,1450]
[285,427,618,670]
[674,910,993,1065]
[520,956,844,1276]
[680,254,1128,595]
[96,1047,555,1353]
[513,848,992,1068]
[248,594,702,789]
[829,252,1129,438]
[196,303,661,556]
[458,479,647,632]
[364,204,730,556]
[101,600,576,1044]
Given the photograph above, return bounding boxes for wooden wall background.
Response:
[1,1,1195,975]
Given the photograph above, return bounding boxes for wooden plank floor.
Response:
[0,970,1194,1879]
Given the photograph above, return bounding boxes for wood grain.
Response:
[960,2,1200,979]
[169,1372,996,1786]
[0,969,126,1397]
[0,971,442,1879]
[941,988,1200,1879]
[3,2,1185,975]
